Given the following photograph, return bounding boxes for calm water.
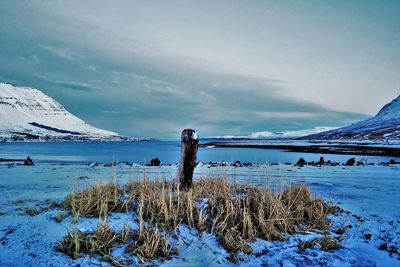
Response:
[0,141,398,165]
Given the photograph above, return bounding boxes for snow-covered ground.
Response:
[0,163,399,266]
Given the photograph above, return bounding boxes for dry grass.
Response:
[65,180,127,218]
[298,236,342,251]
[125,227,176,262]
[54,212,68,223]
[58,219,118,260]
[60,176,339,263]
[25,207,39,216]
[58,216,175,264]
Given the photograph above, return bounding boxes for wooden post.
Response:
[178,129,199,191]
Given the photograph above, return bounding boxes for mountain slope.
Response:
[302,95,400,140]
[0,83,147,141]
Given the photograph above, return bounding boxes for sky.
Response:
[0,1,399,140]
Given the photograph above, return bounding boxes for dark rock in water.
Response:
[88,162,98,168]
[104,162,116,167]
[389,159,397,165]
[243,162,252,167]
[345,158,356,166]
[285,162,291,165]
[357,159,367,166]
[296,158,307,167]
[233,160,242,167]
[319,157,325,165]
[378,243,388,251]
[24,156,34,166]
[150,158,161,166]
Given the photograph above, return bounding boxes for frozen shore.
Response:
[0,163,399,266]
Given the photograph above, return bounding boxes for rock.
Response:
[104,162,116,167]
[243,162,252,167]
[233,160,242,167]
[319,157,325,165]
[345,158,356,166]
[296,158,307,167]
[150,158,161,166]
[357,159,367,166]
[378,243,388,251]
[389,159,397,164]
[23,156,34,166]
[88,162,98,168]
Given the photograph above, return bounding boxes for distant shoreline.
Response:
[202,142,400,157]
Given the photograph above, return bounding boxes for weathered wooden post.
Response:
[178,129,199,191]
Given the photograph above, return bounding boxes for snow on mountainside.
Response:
[0,83,151,142]
[302,95,400,140]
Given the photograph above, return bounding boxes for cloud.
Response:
[39,44,79,62]
[51,80,100,91]
[0,1,372,139]
[255,111,329,119]
[33,74,100,91]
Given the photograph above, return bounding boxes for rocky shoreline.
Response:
[202,142,400,157]
[2,156,399,169]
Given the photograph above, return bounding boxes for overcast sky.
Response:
[0,1,399,139]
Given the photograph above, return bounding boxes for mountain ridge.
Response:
[301,95,400,140]
[0,83,154,142]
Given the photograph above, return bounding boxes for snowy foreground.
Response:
[0,163,399,266]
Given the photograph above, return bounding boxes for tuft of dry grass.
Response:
[58,217,175,264]
[298,235,342,251]
[54,212,68,223]
[46,199,64,209]
[125,227,176,262]
[58,217,120,260]
[25,207,39,216]
[60,176,340,263]
[65,180,126,218]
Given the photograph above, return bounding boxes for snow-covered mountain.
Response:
[302,95,400,140]
[0,83,151,142]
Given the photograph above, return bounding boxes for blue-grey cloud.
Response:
[1,1,396,139]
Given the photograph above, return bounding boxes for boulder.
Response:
[345,158,356,166]
[296,158,307,167]
[88,162,98,168]
[233,160,242,167]
[150,158,161,166]
[24,156,34,166]
[319,157,325,165]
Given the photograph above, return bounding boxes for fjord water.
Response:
[0,141,398,165]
